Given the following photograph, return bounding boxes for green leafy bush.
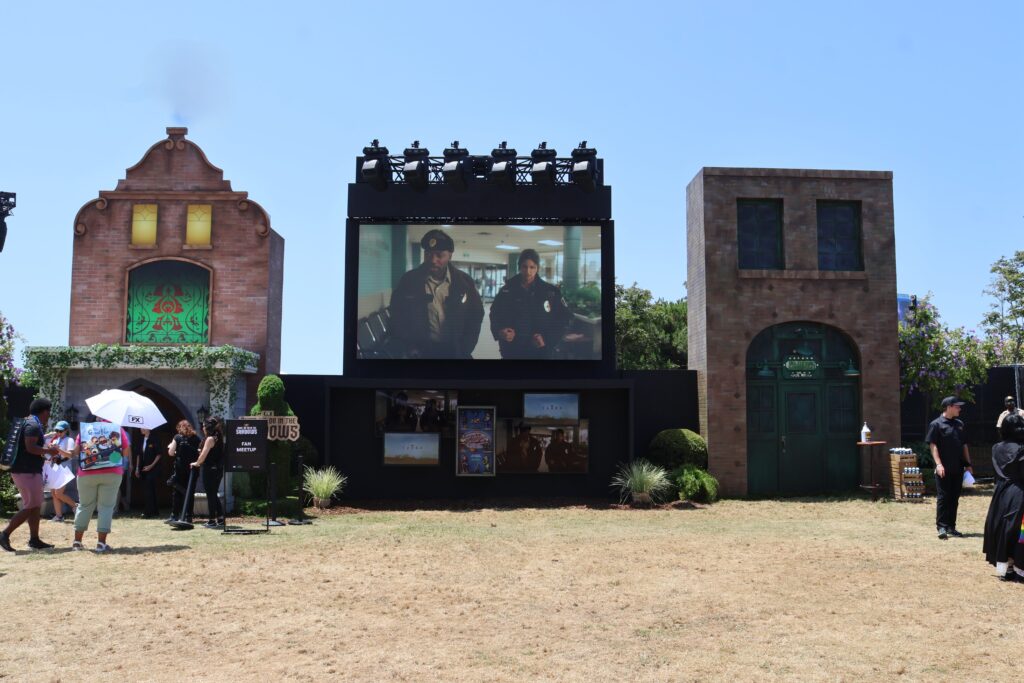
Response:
[303,466,347,501]
[906,441,934,469]
[0,476,18,515]
[610,459,673,503]
[648,429,708,470]
[562,283,602,319]
[671,464,719,503]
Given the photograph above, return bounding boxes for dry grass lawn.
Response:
[0,492,1020,682]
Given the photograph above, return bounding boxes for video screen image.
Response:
[496,420,589,474]
[523,393,579,423]
[356,224,603,360]
[374,389,457,437]
[383,432,441,466]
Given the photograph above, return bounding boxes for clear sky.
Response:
[1,1,1020,374]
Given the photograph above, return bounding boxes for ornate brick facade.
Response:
[687,168,900,496]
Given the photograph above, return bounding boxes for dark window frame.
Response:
[737,199,784,270]
[816,200,864,272]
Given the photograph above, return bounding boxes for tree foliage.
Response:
[614,283,687,370]
[899,294,989,409]
[981,250,1024,365]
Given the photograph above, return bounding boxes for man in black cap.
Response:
[389,229,484,358]
[996,395,1024,428]
[925,396,974,539]
[489,249,572,359]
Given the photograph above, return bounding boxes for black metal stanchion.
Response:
[288,449,311,525]
[266,462,285,527]
[168,468,197,530]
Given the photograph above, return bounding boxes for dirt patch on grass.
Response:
[0,494,1019,681]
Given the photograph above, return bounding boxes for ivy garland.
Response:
[22,344,259,426]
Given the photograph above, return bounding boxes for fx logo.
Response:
[128,415,144,424]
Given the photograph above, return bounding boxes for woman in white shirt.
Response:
[43,420,77,522]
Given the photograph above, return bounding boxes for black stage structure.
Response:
[282,140,698,500]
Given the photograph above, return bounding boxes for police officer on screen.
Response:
[389,229,484,359]
[489,249,572,360]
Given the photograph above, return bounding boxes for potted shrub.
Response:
[610,459,672,507]
[302,465,347,509]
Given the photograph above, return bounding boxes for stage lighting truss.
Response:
[356,142,600,191]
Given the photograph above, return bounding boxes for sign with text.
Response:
[258,411,302,441]
[225,419,268,472]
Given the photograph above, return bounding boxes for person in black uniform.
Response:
[388,229,484,359]
[489,249,572,360]
[166,419,201,524]
[925,396,974,539]
[133,427,163,518]
[545,428,586,473]
[191,417,225,529]
[982,414,1024,580]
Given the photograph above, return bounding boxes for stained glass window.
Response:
[186,204,212,246]
[126,260,210,344]
[817,201,863,271]
[737,200,784,269]
[131,204,158,246]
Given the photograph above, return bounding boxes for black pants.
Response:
[171,466,195,521]
[202,464,224,522]
[936,468,964,531]
[139,468,160,516]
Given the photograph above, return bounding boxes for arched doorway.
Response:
[746,322,861,496]
[118,378,192,511]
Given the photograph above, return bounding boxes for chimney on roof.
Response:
[166,127,188,140]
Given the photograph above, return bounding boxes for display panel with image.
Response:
[497,422,588,474]
[374,389,457,436]
[383,432,441,466]
[356,224,603,360]
[456,406,496,477]
[523,393,579,424]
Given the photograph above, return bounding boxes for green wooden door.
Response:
[747,382,780,496]
[780,385,824,495]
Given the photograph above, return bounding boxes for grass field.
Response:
[0,491,1019,682]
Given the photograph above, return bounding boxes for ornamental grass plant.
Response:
[302,465,347,504]
[610,459,673,504]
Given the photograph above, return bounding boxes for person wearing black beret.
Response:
[388,229,484,358]
[489,249,572,359]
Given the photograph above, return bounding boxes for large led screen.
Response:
[356,224,603,360]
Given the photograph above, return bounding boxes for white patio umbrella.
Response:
[84,389,167,430]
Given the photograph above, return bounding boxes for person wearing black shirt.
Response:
[983,414,1024,580]
[166,419,201,524]
[133,427,163,518]
[191,417,225,529]
[925,396,974,540]
[489,249,572,360]
[0,398,61,552]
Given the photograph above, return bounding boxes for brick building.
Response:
[687,168,899,496]
[27,127,284,509]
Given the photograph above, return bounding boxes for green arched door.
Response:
[746,322,861,496]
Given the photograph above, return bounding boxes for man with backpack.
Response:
[1,398,62,551]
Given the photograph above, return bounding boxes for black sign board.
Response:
[225,419,268,472]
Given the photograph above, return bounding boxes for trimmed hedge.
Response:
[648,428,708,470]
[671,464,719,503]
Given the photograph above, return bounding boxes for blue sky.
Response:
[1,1,1020,374]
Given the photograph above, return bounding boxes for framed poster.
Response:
[383,432,440,466]
[77,422,129,472]
[456,406,496,477]
[225,419,269,472]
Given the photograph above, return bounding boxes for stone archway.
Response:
[745,322,862,496]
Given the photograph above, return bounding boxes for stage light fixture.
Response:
[360,139,392,191]
[530,142,557,188]
[0,191,14,253]
[403,141,430,191]
[442,141,471,192]
[489,141,517,190]
[570,141,598,193]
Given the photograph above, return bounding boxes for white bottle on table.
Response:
[860,422,872,443]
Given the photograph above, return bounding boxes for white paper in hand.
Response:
[963,470,976,486]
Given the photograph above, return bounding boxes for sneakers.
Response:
[27,539,55,550]
[0,531,12,552]
[71,541,84,551]
[937,528,948,540]
[948,529,965,538]
[203,520,224,529]
[94,542,113,553]
[50,516,64,523]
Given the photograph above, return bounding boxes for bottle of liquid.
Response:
[860,422,872,443]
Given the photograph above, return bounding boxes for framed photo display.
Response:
[383,432,441,466]
[456,406,496,477]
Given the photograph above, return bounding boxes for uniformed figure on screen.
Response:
[501,423,543,472]
[489,249,572,359]
[544,428,584,473]
[389,229,484,359]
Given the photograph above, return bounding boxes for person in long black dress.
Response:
[983,413,1024,581]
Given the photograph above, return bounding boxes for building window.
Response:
[186,204,212,246]
[131,204,158,247]
[817,201,863,271]
[737,200,784,270]
[126,260,211,343]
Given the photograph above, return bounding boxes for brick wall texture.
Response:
[686,168,900,496]
[69,128,284,402]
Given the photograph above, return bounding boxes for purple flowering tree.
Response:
[898,295,988,409]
